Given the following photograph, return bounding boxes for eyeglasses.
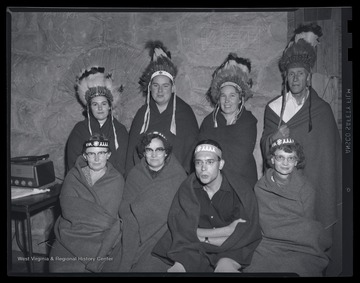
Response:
[194,159,218,167]
[274,155,297,163]
[85,151,108,159]
[145,147,165,155]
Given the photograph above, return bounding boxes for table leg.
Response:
[15,220,25,252]
[25,211,34,273]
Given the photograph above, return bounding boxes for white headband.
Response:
[195,144,222,158]
[220,81,242,92]
[150,70,174,82]
[271,138,295,148]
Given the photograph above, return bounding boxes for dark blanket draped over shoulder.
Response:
[125,95,199,175]
[245,168,331,276]
[152,172,262,272]
[197,109,258,188]
[260,88,341,228]
[66,115,128,176]
[111,154,187,272]
[51,157,124,272]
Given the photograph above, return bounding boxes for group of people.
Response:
[48,23,341,277]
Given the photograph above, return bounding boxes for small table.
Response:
[11,182,61,272]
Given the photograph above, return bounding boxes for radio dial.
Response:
[28,181,33,187]
[15,180,19,185]
[21,180,26,186]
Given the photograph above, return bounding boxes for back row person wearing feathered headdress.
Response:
[65,66,129,176]
[260,23,342,275]
[189,53,258,188]
[125,40,199,176]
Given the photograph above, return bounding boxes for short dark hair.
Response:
[269,141,305,169]
[137,131,172,159]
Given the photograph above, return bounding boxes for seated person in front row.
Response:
[152,139,262,272]
[102,131,187,272]
[49,133,124,273]
[243,138,331,277]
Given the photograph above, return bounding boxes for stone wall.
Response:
[9,10,291,253]
[10,10,289,180]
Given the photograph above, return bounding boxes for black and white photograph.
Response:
[7,6,353,277]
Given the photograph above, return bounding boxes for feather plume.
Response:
[76,66,119,107]
[207,53,253,106]
[145,40,171,60]
[279,39,317,73]
[138,41,177,96]
[294,23,323,38]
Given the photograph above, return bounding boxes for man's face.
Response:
[150,75,174,107]
[194,151,224,185]
[287,67,310,96]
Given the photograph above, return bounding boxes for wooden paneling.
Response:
[290,8,342,133]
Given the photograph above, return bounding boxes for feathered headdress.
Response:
[279,23,322,73]
[278,23,323,133]
[75,66,120,149]
[207,53,253,127]
[138,40,178,135]
[76,66,119,107]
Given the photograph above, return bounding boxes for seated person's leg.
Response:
[214,257,241,273]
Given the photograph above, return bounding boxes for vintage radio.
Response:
[11,154,55,188]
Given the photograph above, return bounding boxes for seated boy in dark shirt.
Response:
[152,139,262,272]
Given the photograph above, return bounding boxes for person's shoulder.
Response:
[133,103,147,116]
[176,96,194,111]
[107,162,125,181]
[242,108,257,122]
[112,118,128,131]
[200,111,214,126]
[71,119,87,131]
[267,94,282,108]
[311,91,333,108]
[167,154,187,175]
[126,159,145,179]
[224,171,254,195]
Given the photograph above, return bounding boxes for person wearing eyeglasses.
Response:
[152,139,262,273]
[244,138,331,277]
[49,134,124,273]
[66,66,129,176]
[260,24,341,276]
[104,131,187,272]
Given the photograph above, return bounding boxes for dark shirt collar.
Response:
[194,173,231,193]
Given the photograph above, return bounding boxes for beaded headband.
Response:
[84,140,109,148]
[85,86,113,103]
[147,131,168,141]
[195,144,222,158]
[271,138,295,148]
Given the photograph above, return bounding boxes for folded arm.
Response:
[196,218,246,247]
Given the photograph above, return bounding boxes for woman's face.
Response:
[150,75,174,107]
[219,85,241,116]
[144,137,167,171]
[90,96,110,123]
[271,149,298,177]
[83,147,111,172]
